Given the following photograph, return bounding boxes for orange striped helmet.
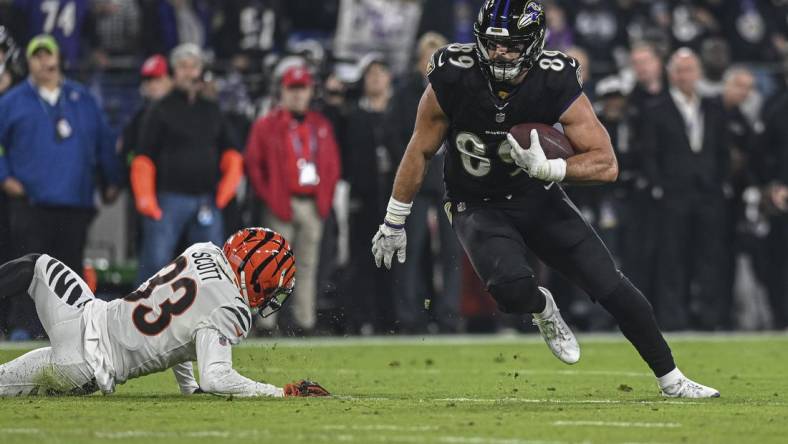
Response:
[222,227,296,317]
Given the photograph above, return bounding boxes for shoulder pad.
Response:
[427,43,478,84]
[427,43,480,116]
[537,50,584,90]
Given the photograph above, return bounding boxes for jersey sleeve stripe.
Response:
[222,306,248,331]
[236,305,252,327]
[48,262,64,286]
[54,270,78,300]
[65,283,84,306]
[45,257,58,273]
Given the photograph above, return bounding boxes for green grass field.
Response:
[1,333,787,444]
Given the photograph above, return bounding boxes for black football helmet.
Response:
[473,0,546,82]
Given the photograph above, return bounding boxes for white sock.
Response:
[657,367,684,388]
[534,288,555,319]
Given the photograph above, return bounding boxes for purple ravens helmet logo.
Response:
[518,1,543,30]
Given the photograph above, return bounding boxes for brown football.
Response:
[509,123,576,160]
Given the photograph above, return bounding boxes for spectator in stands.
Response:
[7,0,94,69]
[388,33,461,334]
[0,26,24,91]
[314,72,351,333]
[343,56,397,334]
[721,67,756,202]
[118,54,171,257]
[334,0,423,75]
[120,54,172,167]
[140,0,213,55]
[618,42,666,298]
[91,0,142,68]
[132,43,243,284]
[663,0,720,51]
[570,0,627,73]
[544,1,573,51]
[641,48,730,330]
[417,0,476,43]
[0,35,122,339]
[698,37,732,97]
[245,65,341,335]
[0,26,24,338]
[717,0,781,62]
[719,66,757,330]
[594,76,634,261]
[758,57,788,329]
[213,0,287,70]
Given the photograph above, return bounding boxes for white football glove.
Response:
[507,129,566,182]
[371,223,407,269]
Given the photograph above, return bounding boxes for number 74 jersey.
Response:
[91,243,252,389]
[426,43,583,201]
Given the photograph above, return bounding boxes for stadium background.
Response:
[1,0,788,339]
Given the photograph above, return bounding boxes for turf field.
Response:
[0,333,786,444]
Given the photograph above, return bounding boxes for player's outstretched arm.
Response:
[391,85,450,204]
[372,85,448,269]
[559,94,618,184]
[195,328,284,397]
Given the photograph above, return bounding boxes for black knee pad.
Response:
[488,276,542,314]
[0,253,41,299]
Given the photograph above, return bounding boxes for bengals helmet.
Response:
[473,0,546,82]
[223,228,296,317]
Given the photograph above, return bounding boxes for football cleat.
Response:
[532,287,580,365]
[660,377,720,398]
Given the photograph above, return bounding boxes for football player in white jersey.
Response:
[0,227,329,397]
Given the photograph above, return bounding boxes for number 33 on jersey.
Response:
[97,243,252,386]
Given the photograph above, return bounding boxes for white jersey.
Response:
[83,243,252,392]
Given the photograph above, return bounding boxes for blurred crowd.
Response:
[2,0,788,339]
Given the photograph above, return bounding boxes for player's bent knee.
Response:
[488,276,541,314]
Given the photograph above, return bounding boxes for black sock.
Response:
[0,254,39,301]
[599,276,676,377]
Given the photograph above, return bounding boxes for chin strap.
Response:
[238,269,250,304]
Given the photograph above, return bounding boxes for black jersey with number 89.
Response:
[427,43,583,201]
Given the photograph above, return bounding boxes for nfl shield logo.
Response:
[495,112,506,123]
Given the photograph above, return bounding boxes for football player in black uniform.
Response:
[371,0,719,398]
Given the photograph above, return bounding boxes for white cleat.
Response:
[660,377,720,398]
[532,287,580,365]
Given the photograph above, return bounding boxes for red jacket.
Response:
[245,108,341,222]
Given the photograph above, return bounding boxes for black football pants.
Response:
[449,184,675,377]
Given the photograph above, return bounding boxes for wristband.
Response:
[537,158,567,182]
[384,197,412,226]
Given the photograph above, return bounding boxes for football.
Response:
[509,122,576,160]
